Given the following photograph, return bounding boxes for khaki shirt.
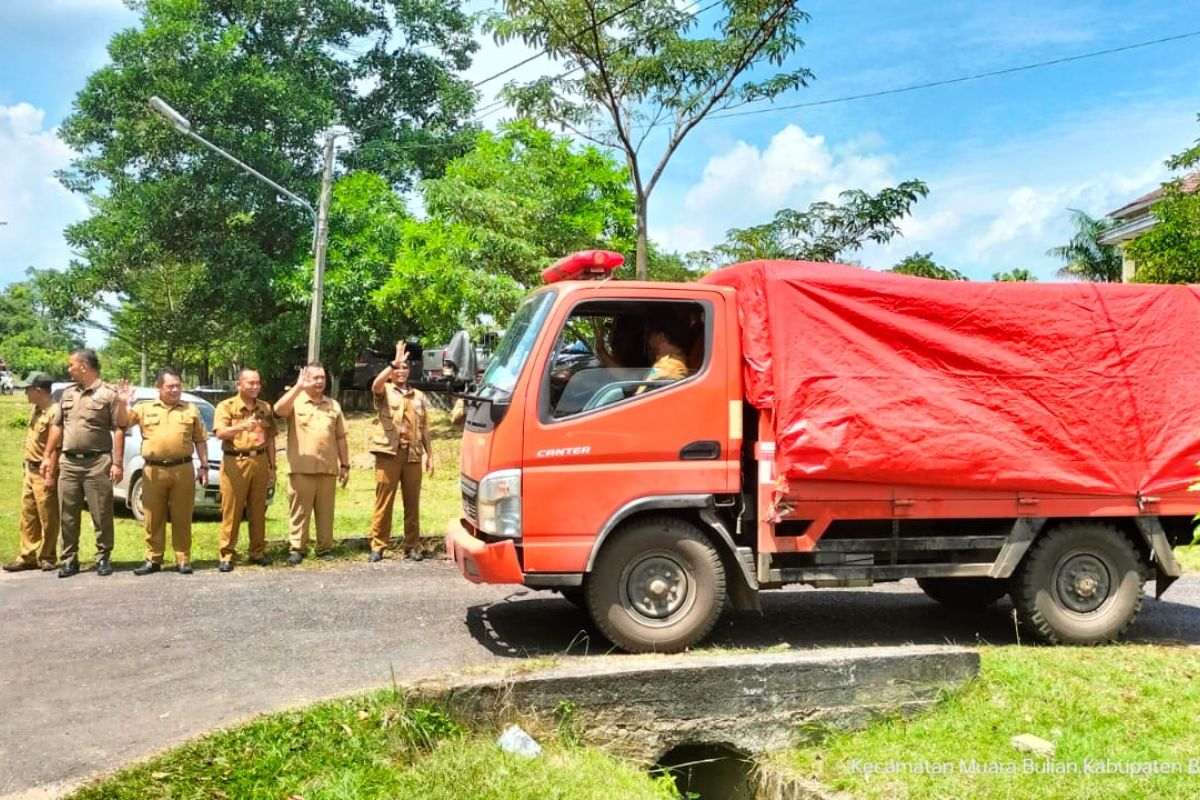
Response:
[648,353,688,382]
[285,392,346,475]
[214,395,276,454]
[370,384,428,463]
[24,403,61,462]
[128,399,206,461]
[57,379,120,453]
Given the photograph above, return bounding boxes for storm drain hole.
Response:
[651,742,756,800]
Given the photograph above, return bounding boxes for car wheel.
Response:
[129,474,146,522]
[586,516,725,654]
[1013,522,1145,645]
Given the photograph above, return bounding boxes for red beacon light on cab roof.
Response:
[541,250,624,284]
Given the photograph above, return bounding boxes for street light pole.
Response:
[148,96,328,360]
[308,133,336,363]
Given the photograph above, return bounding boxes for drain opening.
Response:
[651,742,756,800]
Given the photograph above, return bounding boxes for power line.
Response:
[470,0,653,89]
[473,0,723,124]
[706,28,1200,121]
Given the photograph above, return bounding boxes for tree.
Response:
[993,268,1037,282]
[688,180,928,269]
[421,120,636,287]
[1046,209,1122,282]
[1127,116,1200,284]
[489,0,811,279]
[0,271,84,377]
[56,0,479,379]
[890,252,968,281]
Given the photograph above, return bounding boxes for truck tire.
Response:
[1013,522,1145,645]
[917,577,1008,609]
[586,516,726,654]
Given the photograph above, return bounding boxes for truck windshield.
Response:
[475,289,556,399]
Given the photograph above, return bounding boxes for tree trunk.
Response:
[329,372,342,402]
[635,197,649,281]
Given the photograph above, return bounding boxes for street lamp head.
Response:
[148,96,192,134]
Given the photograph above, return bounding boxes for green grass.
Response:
[0,394,463,567]
[64,690,680,800]
[779,645,1200,800]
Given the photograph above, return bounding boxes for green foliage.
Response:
[992,268,1037,282]
[489,0,812,277]
[423,120,636,288]
[1128,117,1200,284]
[0,271,82,377]
[1046,209,1122,282]
[890,252,968,281]
[55,0,479,380]
[691,180,929,268]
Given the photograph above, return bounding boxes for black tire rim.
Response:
[618,549,694,626]
[1053,551,1113,614]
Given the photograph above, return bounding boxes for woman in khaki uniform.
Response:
[367,341,436,562]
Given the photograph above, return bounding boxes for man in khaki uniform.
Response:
[213,368,276,572]
[41,349,132,578]
[3,373,60,572]
[274,363,348,565]
[367,341,436,563]
[126,369,209,575]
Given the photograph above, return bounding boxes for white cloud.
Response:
[0,103,86,283]
[657,99,1197,280]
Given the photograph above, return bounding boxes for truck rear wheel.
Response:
[917,577,1008,608]
[1013,522,1145,645]
[586,516,726,654]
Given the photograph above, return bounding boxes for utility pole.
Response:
[307,133,336,363]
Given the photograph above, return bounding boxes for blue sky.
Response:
[2,0,1198,299]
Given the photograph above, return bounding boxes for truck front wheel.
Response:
[1013,522,1145,645]
[586,517,726,654]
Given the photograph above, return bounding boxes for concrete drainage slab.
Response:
[409,644,979,763]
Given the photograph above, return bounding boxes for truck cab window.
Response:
[544,300,707,420]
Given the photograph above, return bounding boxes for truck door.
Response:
[521,293,735,573]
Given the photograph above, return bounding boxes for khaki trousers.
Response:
[142,462,195,564]
[58,453,115,562]
[19,465,58,565]
[287,472,336,555]
[218,454,270,561]
[369,451,423,552]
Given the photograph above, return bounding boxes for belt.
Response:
[145,457,192,467]
[224,448,268,458]
[62,450,105,460]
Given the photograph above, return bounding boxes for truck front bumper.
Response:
[445,518,525,585]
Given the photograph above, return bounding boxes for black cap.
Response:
[15,372,54,391]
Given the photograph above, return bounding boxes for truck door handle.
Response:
[679,440,721,460]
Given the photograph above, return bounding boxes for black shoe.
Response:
[249,557,270,567]
[218,560,233,573]
[177,563,194,575]
[3,560,36,572]
[95,557,113,576]
[319,552,334,562]
[368,550,383,563]
[58,558,80,578]
[286,552,304,566]
[133,561,161,576]
[405,549,424,562]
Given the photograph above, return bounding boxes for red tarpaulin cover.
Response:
[702,260,1200,497]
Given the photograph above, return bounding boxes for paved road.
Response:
[3,562,1199,798]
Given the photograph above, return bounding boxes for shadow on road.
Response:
[464,584,1200,657]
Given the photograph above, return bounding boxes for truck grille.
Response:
[460,475,478,524]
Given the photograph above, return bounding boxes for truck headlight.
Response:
[476,468,522,538]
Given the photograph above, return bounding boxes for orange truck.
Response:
[446,251,1200,653]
